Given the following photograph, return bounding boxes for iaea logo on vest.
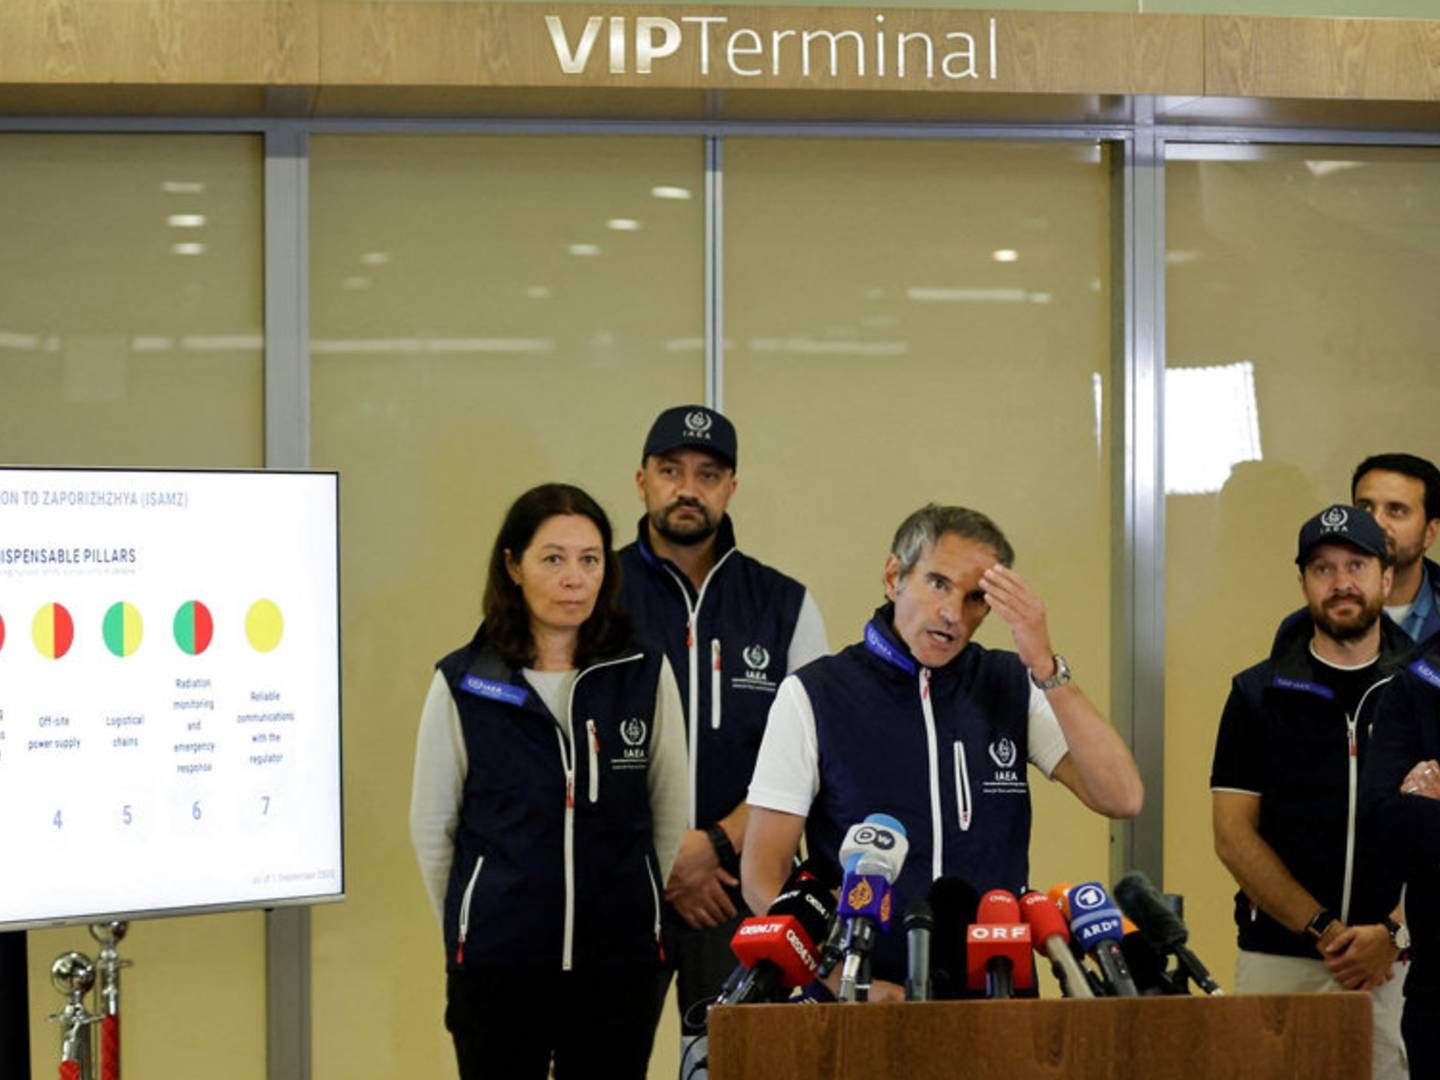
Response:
[988,737,1017,769]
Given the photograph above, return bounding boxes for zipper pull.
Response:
[455,936,466,965]
[587,719,600,754]
[1348,725,1357,758]
[921,669,931,700]
[686,618,694,649]
[566,777,575,809]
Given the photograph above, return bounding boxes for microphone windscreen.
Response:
[1046,881,1075,920]
[1066,882,1126,949]
[1114,871,1188,949]
[769,877,837,948]
[839,814,910,882]
[904,899,934,934]
[1019,891,1069,949]
[927,877,980,1000]
[977,888,1021,924]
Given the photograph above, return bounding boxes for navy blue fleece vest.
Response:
[619,516,805,828]
[797,613,1033,983]
[436,630,665,973]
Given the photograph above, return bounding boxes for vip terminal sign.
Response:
[541,10,1002,86]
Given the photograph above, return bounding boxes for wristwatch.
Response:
[1384,917,1411,953]
[1031,654,1072,691]
[705,824,739,874]
[1306,908,1339,940]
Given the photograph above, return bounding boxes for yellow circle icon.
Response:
[245,599,284,653]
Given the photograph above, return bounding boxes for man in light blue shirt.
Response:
[1353,454,1440,644]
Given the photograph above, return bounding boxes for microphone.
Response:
[1065,882,1138,997]
[965,889,1034,999]
[716,862,838,1006]
[836,814,909,1002]
[1120,928,1177,995]
[904,900,933,1001]
[1019,891,1094,999]
[926,877,980,1000]
[1114,871,1223,996]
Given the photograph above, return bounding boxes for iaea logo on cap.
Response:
[684,410,713,434]
[1321,506,1349,530]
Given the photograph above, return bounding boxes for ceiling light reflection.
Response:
[651,186,691,200]
[907,287,1027,303]
[568,244,601,256]
[992,249,1019,263]
[607,218,642,231]
[361,252,391,266]
[167,214,207,228]
[171,242,206,256]
[162,181,206,194]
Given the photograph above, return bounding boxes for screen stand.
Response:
[0,930,31,1078]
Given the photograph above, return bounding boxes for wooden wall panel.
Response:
[1208,14,1440,101]
[0,0,318,86]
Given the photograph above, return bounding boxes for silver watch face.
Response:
[1395,924,1411,951]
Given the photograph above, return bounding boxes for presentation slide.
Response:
[0,468,343,929]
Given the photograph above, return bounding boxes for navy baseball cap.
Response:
[641,405,737,469]
[1296,504,1389,566]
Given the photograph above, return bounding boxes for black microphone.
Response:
[926,877,980,1000]
[1113,871,1222,996]
[904,900,933,1001]
[1120,929,1178,995]
[715,860,838,1006]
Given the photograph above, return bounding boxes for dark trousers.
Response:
[447,965,656,1080]
[1402,994,1440,1078]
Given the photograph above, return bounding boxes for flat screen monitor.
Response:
[0,467,343,929]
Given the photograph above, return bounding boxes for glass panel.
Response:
[0,133,265,1080]
[1165,143,1440,989]
[308,134,705,1080]
[724,137,1114,911]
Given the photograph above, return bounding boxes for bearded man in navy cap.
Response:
[1212,504,1412,1080]
[619,405,828,1077]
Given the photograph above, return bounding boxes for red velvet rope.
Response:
[101,1014,120,1080]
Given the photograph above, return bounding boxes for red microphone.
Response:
[966,889,1034,998]
[1019,891,1094,999]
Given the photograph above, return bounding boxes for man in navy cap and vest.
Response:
[620,405,828,1075]
[1213,504,1411,1080]
[741,502,1142,996]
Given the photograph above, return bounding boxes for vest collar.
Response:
[633,513,738,578]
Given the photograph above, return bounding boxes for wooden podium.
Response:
[708,994,1371,1079]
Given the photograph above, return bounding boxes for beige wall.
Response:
[0,133,267,1080]
[1164,143,1440,991]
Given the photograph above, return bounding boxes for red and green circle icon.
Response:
[103,602,144,658]
[173,600,214,656]
[32,603,75,660]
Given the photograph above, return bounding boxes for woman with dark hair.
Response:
[410,483,687,1079]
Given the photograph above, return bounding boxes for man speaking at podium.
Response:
[740,503,1143,996]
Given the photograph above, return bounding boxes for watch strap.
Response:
[706,823,738,874]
